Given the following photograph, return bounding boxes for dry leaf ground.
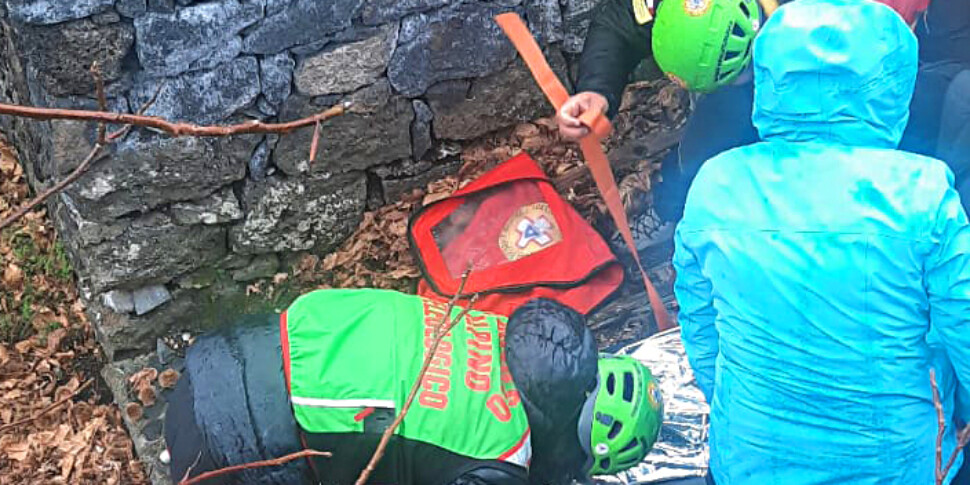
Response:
[0,136,148,485]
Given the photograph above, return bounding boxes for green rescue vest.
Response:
[281,289,531,468]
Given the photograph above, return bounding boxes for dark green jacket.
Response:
[575,0,968,118]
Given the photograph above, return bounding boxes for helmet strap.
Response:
[576,374,601,474]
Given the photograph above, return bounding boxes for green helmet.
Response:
[578,354,664,475]
[652,0,762,93]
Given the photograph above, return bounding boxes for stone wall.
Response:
[0,0,608,361]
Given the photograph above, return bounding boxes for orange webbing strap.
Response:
[495,13,674,331]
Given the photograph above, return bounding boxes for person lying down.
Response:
[164,290,665,485]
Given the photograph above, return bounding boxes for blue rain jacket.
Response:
[673,0,970,483]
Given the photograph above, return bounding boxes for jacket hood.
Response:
[752,0,918,147]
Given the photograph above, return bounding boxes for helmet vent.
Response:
[606,373,616,395]
[623,372,635,402]
[731,22,747,39]
[599,458,612,471]
[607,420,623,439]
[620,438,640,454]
[738,1,751,17]
[597,412,615,426]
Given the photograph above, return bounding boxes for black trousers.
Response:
[653,62,970,223]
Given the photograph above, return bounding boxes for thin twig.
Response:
[0,144,104,232]
[354,298,479,485]
[0,83,161,233]
[0,379,93,433]
[180,451,203,484]
[179,449,332,485]
[932,369,946,485]
[107,83,164,142]
[941,423,970,483]
[90,63,108,145]
[309,121,322,164]
[0,101,350,137]
[354,268,478,485]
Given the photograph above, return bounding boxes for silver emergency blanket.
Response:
[595,328,709,484]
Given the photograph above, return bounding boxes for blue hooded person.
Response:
[673,0,970,483]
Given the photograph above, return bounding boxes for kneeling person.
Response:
[164,290,664,484]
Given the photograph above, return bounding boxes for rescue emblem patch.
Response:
[499,203,563,261]
[684,0,712,16]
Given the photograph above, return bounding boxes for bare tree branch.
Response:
[179,449,332,485]
[932,369,946,485]
[180,451,203,484]
[0,100,350,137]
[941,424,970,484]
[1,58,348,232]
[931,369,970,485]
[0,78,167,232]
[90,62,108,145]
[0,144,105,231]
[309,121,322,165]
[354,267,478,485]
[106,83,164,142]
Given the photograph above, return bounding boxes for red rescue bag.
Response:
[409,152,624,316]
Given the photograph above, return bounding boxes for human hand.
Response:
[556,91,609,141]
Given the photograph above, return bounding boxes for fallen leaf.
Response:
[45,328,68,354]
[137,386,156,407]
[2,440,30,461]
[14,339,32,354]
[54,377,81,401]
[3,262,23,289]
[534,117,558,130]
[422,191,452,205]
[157,369,179,389]
[123,402,143,422]
[0,150,17,175]
[127,368,157,391]
[513,123,540,139]
[387,267,421,279]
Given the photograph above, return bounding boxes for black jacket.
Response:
[575,0,968,119]
[574,0,655,119]
[917,0,970,66]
